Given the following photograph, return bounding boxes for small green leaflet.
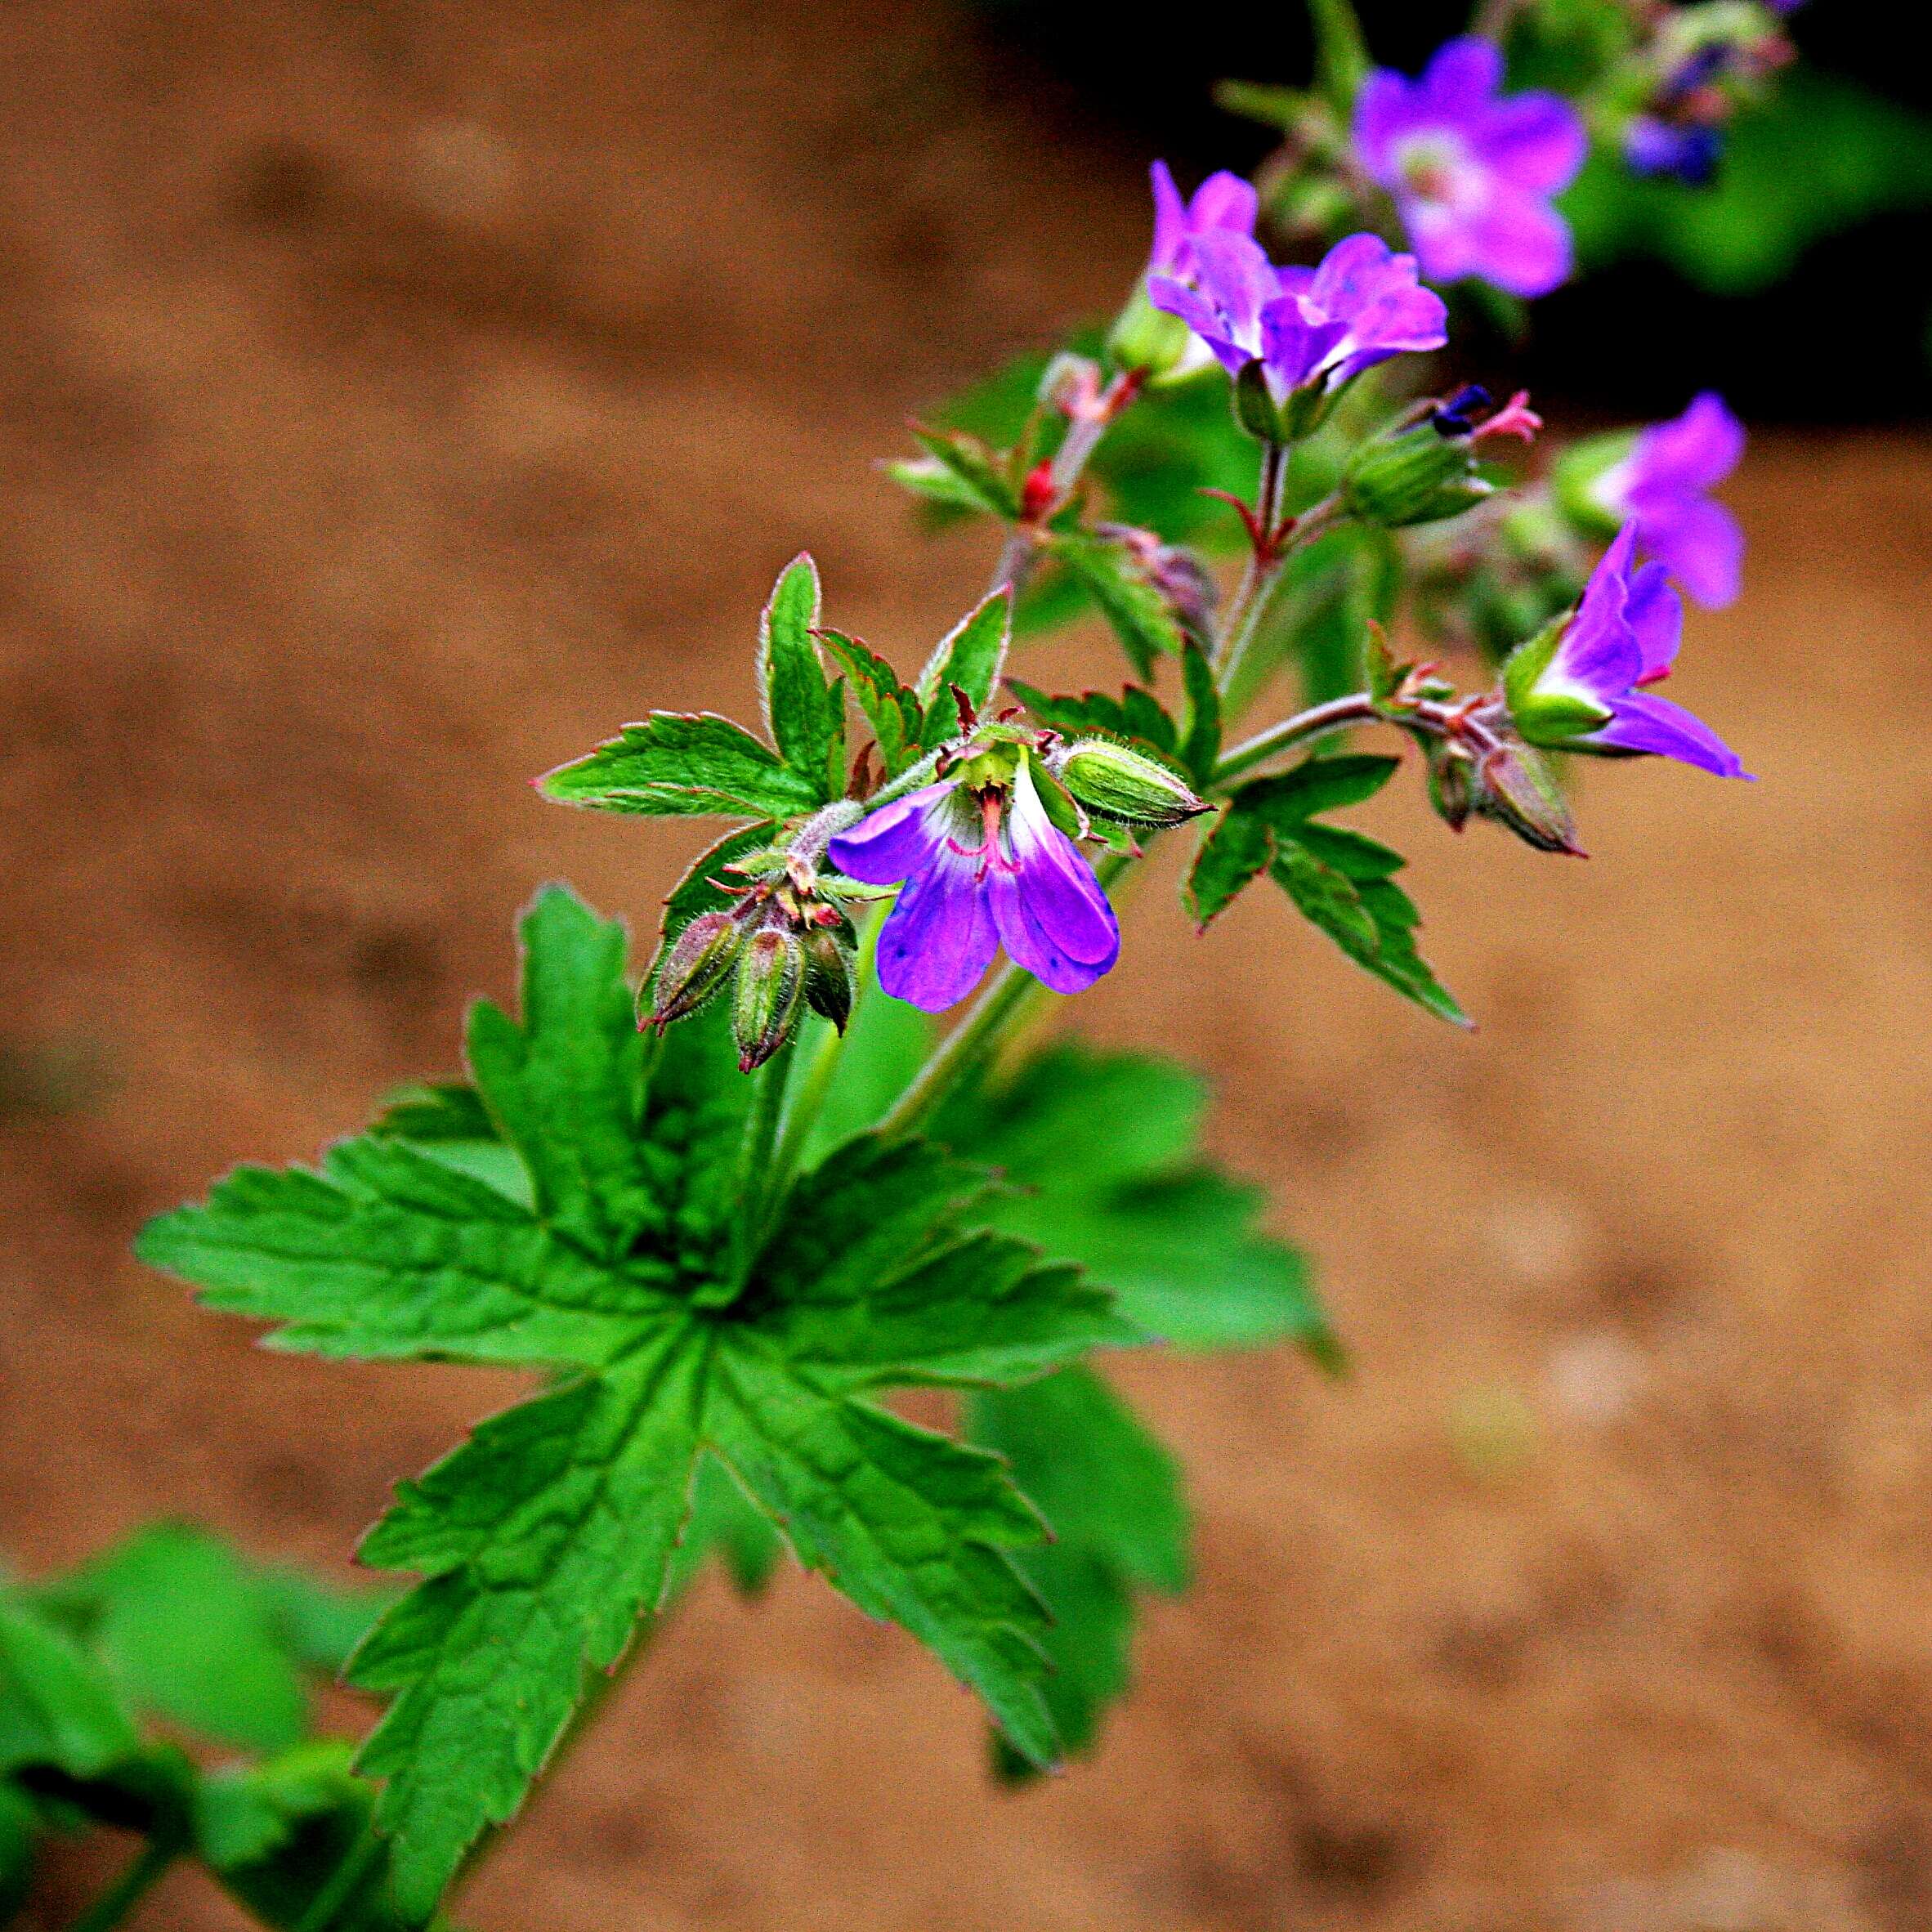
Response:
[887,424,1023,521]
[915,590,1011,743]
[1007,678,1182,763]
[970,1366,1186,1777]
[1049,530,1187,678]
[757,553,846,803]
[139,886,1128,1916]
[1187,754,1468,1028]
[539,557,844,819]
[816,628,926,778]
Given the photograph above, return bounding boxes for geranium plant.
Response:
[2,2,1783,1924]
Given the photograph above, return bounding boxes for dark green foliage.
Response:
[140,887,1125,1914]
[1187,757,1467,1027]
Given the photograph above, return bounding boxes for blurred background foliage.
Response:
[971,0,1932,419]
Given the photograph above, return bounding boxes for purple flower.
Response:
[1148,160,1259,281]
[1148,230,1447,400]
[828,758,1120,1013]
[1591,391,1745,608]
[1354,37,1588,299]
[1505,524,1749,778]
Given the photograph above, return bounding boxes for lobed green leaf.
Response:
[538,712,821,820]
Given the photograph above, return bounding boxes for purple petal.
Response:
[1550,525,1644,695]
[1630,492,1745,609]
[1401,195,1482,286]
[875,847,1001,1012]
[827,782,954,885]
[1147,275,1250,376]
[1004,767,1121,968]
[988,864,1120,995]
[1187,170,1259,240]
[1623,560,1684,681]
[1460,186,1573,297]
[1421,36,1505,108]
[1352,69,1416,181]
[1149,160,1187,275]
[1259,299,1348,392]
[1308,232,1402,315]
[1189,230,1277,342]
[1632,392,1745,494]
[1479,92,1588,192]
[1586,692,1751,778]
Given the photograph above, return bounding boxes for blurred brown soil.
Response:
[5,3,1932,1929]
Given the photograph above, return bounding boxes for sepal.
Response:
[1053,738,1207,829]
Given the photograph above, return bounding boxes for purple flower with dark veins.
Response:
[828,756,1120,1013]
[1591,391,1746,608]
[1148,230,1446,401]
[1354,37,1587,299]
[1148,160,1259,281]
[1503,524,1749,778]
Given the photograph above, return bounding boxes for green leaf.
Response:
[144,886,1125,1913]
[758,553,843,803]
[1005,679,1178,759]
[0,1595,141,1781]
[969,1366,1186,1772]
[896,426,1021,521]
[196,1740,423,1931]
[668,1454,783,1599]
[917,593,1012,743]
[466,888,652,1262]
[1281,823,1469,1029]
[1183,757,1464,1026]
[940,1046,1330,1354]
[372,1083,499,1145]
[1178,641,1222,789]
[1,1780,34,1922]
[817,628,925,778]
[38,1525,307,1755]
[1050,531,1187,678]
[538,712,821,819]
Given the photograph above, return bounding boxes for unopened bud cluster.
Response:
[651,853,861,1071]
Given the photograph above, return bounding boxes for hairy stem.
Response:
[1214,692,1382,785]
[724,1032,799,1283]
[1214,490,1347,709]
[72,1838,179,1932]
[990,369,1143,598]
[768,907,883,1182]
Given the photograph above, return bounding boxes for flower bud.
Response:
[1106,280,1195,381]
[1344,422,1493,529]
[1471,740,1583,856]
[801,923,857,1033]
[732,927,805,1073]
[648,910,743,1029]
[1550,431,1636,538]
[1424,739,1474,833]
[1054,738,1208,828]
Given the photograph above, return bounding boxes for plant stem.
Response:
[1214,692,1381,784]
[1213,439,1287,676]
[73,1837,179,1932]
[1214,491,1347,709]
[990,369,1143,598]
[725,1032,798,1281]
[768,908,883,1183]
[291,1831,387,1932]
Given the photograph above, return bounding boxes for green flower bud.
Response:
[1551,430,1635,539]
[648,910,743,1030]
[801,922,857,1033]
[1344,423,1494,529]
[732,927,805,1073]
[1054,738,1208,828]
[1424,739,1474,833]
[1106,280,1194,381]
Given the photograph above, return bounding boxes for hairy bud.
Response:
[1344,422,1493,530]
[648,911,742,1029]
[1107,280,1195,381]
[732,927,806,1073]
[1471,738,1584,856]
[1055,739,1208,828]
[801,922,858,1033]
